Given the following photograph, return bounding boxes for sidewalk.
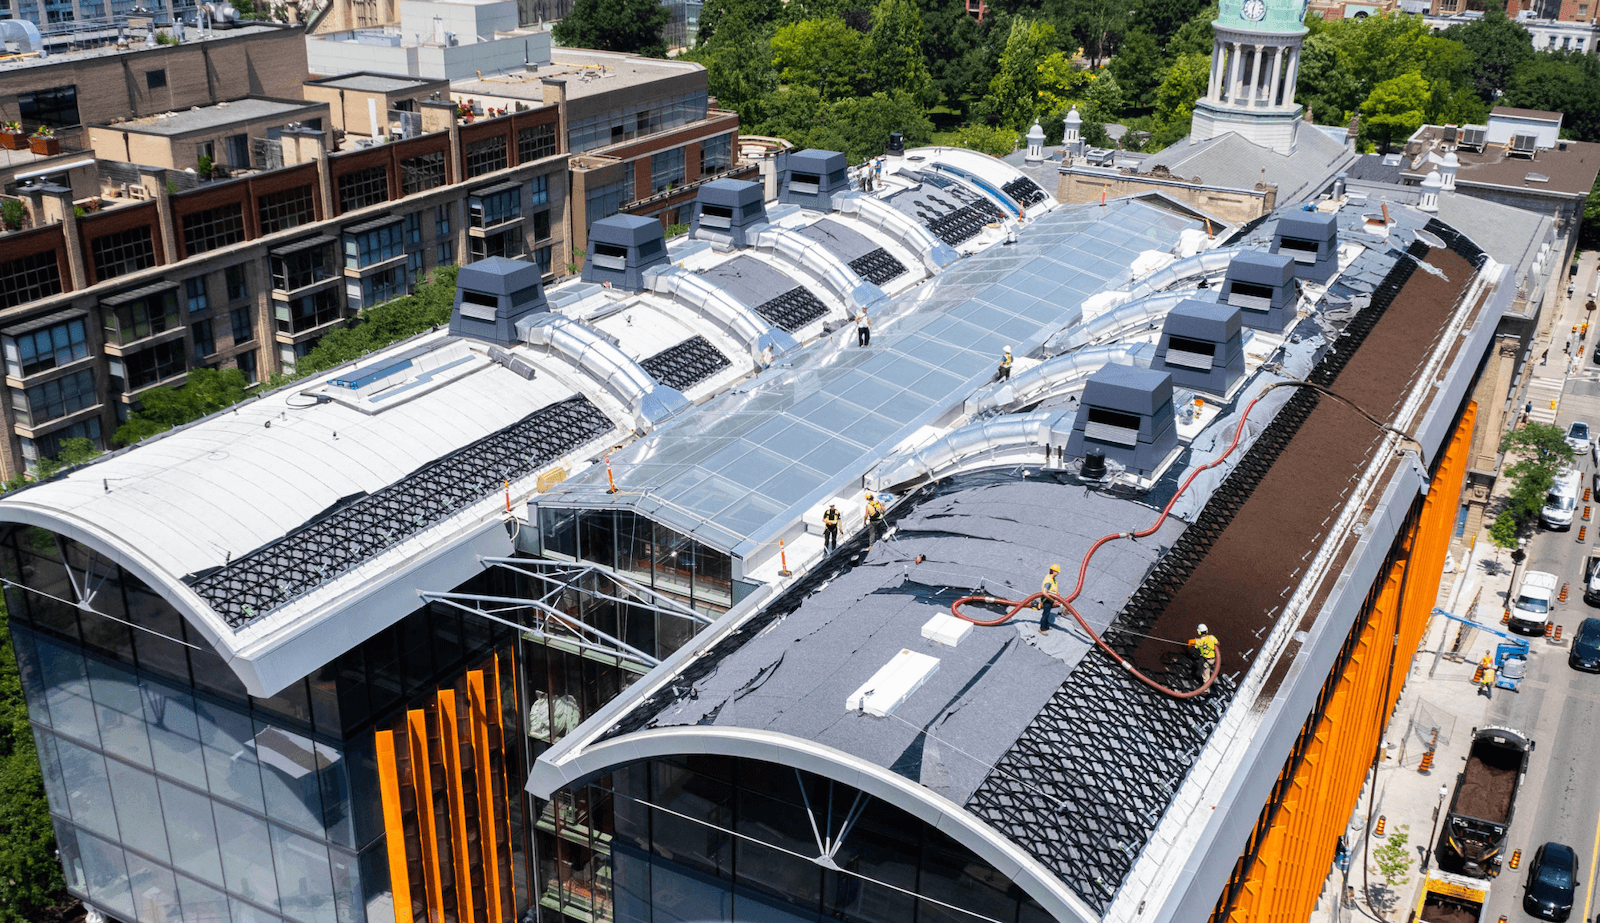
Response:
[1306,253,1598,922]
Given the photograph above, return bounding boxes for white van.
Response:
[1543,467,1581,531]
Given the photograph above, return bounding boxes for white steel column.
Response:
[1247,44,1264,105]
[1227,39,1243,103]
[1283,46,1301,106]
[1267,44,1284,107]
[1210,38,1224,101]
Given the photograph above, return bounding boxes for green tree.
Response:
[1297,13,1472,125]
[1167,2,1219,60]
[1372,826,1412,887]
[867,0,935,105]
[915,0,985,110]
[1043,0,1126,67]
[1439,10,1532,102]
[1489,422,1576,547]
[1083,70,1124,124]
[54,437,103,468]
[113,367,252,446]
[1035,50,1094,116]
[1134,0,1209,48]
[1110,29,1164,109]
[683,10,777,111]
[984,17,1059,128]
[1360,73,1430,152]
[1149,52,1210,149]
[953,122,1019,156]
[695,0,782,45]
[0,594,68,923]
[771,17,868,100]
[1502,51,1600,142]
[552,0,671,57]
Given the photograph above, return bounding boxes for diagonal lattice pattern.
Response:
[1003,177,1048,208]
[927,200,1004,247]
[752,287,829,332]
[189,396,613,627]
[849,248,908,286]
[640,336,731,391]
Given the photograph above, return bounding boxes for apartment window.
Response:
[0,252,65,309]
[11,369,96,427]
[258,185,316,235]
[436,204,452,239]
[533,210,552,242]
[224,134,250,169]
[20,419,101,470]
[337,166,389,213]
[702,133,733,174]
[180,204,245,256]
[271,243,335,291]
[408,250,425,283]
[470,186,520,228]
[146,69,166,90]
[225,264,248,302]
[276,287,342,334]
[235,349,257,384]
[120,339,186,391]
[1563,35,1572,47]
[586,172,633,223]
[437,241,456,265]
[192,319,214,360]
[185,277,208,314]
[18,84,80,128]
[5,318,88,378]
[404,212,422,246]
[651,148,686,193]
[344,222,405,269]
[89,227,156,282]
[1582,2,1590,13]
[470,228,522,261]
[359,266,405,307]
[229,305,254,344]
[519,123,557,162]
[535,245,552,276]
[105,289,181,345]
[530,173,550,207]
[465,136,508,177]
[401,151,446,195]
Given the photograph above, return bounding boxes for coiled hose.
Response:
[948,378,1416,699]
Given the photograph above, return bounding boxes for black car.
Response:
[1525,842,1579,921]
[1573,619,1600,673]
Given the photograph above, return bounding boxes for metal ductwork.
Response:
[753,225,887,312]
[866,410,1077,492]
[1045,289,1216,356]
[1121,248,1239,303]
[967,343,1156,416]
[643,265,798,363]
[516,314,690,431]
[0,19,44,54]
[838,192,958,273]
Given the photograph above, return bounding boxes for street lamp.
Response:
[1424,784,1450,872]
[1509,537,1528,610]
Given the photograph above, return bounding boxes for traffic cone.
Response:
[1546,622,1555,638]
[1375,815,1387,837]
[1502,609,1512,625]
[1555,624,1564,643]
[1586,488,1592,502]
[1473,663,1485,684]
[1419,748,1435,774]
[1559,583,1570,602]
[1585,505,1592,521]
[1510,849,1522,870]
[1581,526,1588,541]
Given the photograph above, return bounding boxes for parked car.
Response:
[1571,619,1600,672]
[1525,842,1578,921]
[1567,421,1591,455]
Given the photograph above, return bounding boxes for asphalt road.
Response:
[1476,354,1600,923]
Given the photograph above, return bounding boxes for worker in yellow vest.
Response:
[1189,624,1219,680]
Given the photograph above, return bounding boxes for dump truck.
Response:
[1415,870,1490,923]
[1444,726,1534,877]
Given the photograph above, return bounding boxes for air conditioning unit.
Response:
[1442,124,1458,144]
[1460,125,1487,151]
[1509,133,1538,157]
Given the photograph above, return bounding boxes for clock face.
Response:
[1242,0,1266,19]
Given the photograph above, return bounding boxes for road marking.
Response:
[1584,792,1600,923]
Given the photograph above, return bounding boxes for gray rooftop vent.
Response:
[582,215,669,291]
[1065,365,1178,478]
[779,149,849,211]
[1152,300,1246,398]
[1441,125,1458,145]
[1509,133,1538,157]
[1222,250,1298,333]
[690,178,767,250]
[1270,211,1339,284]
[449,257,549,346]
[1460,125,1487,151]
[1085,147,1116,166]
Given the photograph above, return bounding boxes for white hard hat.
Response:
[1197,623,1208,634]
[1003,345,1012,353]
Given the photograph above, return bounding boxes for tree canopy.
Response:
[552,0,671,56]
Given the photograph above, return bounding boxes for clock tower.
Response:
[1189,0,1309,154]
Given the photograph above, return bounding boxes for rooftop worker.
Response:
[1188,624,1219,680]
[856,307,872,347]
[864,491,886,545]
[822,503,841,553]
[760,343,774,370]
[997,346,1014,382]
[1039,563,1061,635]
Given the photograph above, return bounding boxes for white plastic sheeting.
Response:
[643,264,800,362]
[837,192,960,273]
[967,343,1156,415]
[753,224,889,311]
[517,313,691,430]
[866,409,1077,491]
[1045,289,1214,356]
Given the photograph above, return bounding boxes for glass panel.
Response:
[124,851,183,923]
[78,829,138,920]
[33,726,69,811]
[56,818,87,895]
[330,846,363,923]
[200,703,264,812]
[230,897,280,923]
[176,873,232,923]
[650,859,732,923]
[127,570,193,684]
[55,736,120,838]
[159,779,225,888]
[106,760,172,862]
[18,529,80,641]
[144,677,209,788]
[254,719,327,836]
[318,741,352,848]
[36,636,98,744]
[253,679,313,729]
[12,624,52,726]
[270,823,337,923]
[88,657,154,768]
[578,511,616,570]
[650,761,732,880]
[213,801,280,911]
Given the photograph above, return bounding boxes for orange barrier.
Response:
[1510,849,1522,870]
[1418,749,1435,774]
[1375,816,1387,837]
[1554,624,1564,644]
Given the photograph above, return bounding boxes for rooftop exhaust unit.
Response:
[689,179,767,250]
[846,649,940,717]
[1221,250,1298,332]
[779,149,849,212]
[1152,300,1246,398]
[1459,125,1488,151]
[1508,133,1538,158]
[1085,147,1116,166]
[449,257,549,346]
[582,215,670,291]
[1065,365,1178,479]
[1270,211,1339,284]
[1441,125,1458,145]
[886,131,905,157]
